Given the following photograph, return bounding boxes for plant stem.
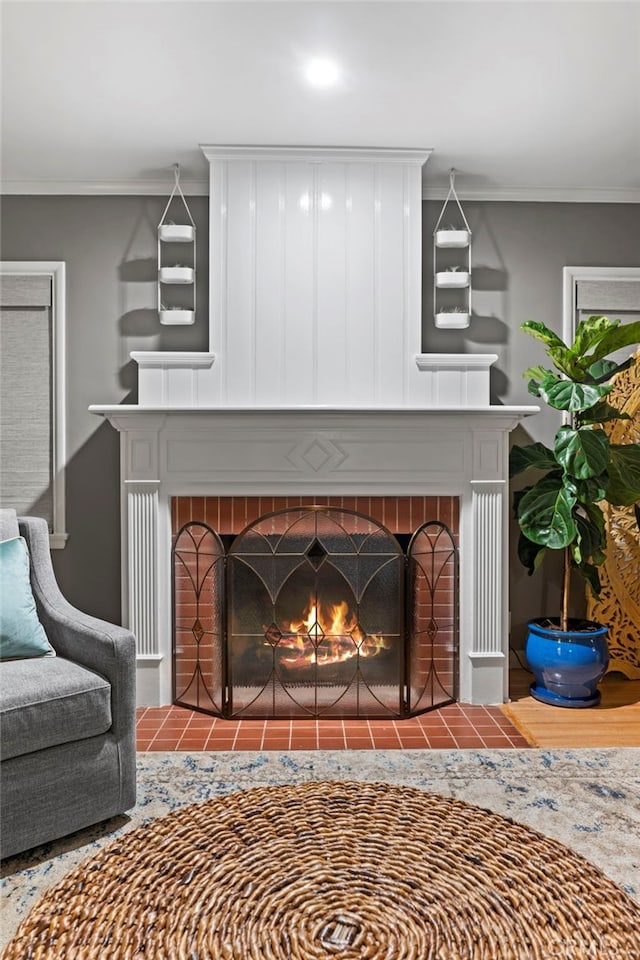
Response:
[561,547,571,631]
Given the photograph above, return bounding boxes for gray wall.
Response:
[0,196,209,622]
[1,196,638,644]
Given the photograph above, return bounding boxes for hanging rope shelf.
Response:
[157,164,197,325]
[433,169,472,329]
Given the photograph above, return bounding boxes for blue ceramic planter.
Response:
[525,619,609,708]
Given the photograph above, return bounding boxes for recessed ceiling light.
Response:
[305,58,340,89]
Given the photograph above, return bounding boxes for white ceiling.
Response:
[2,0,639,200]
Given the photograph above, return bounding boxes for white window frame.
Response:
[562,265,640,343]
[0,261,67,548]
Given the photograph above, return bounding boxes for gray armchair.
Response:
[0,513,136,858]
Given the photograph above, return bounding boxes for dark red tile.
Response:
[480,735,513,747]
[424,735,456,748]
[136,699,528,751]
[262,738,291,750]
[452,735,485,748]
[371,736,402,748]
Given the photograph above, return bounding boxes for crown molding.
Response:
[201,144,433,165]
[2,178,638,203]
[0,178,209,196]
[421,184,640,203]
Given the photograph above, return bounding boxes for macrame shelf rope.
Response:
[157,163,197,325]
[433,168,472,329]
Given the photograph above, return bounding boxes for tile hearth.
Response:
[136,703,530,751]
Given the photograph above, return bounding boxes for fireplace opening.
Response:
[172,500,458,719]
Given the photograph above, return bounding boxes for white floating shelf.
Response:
[436,271,470,288]
[435,312,471,329]
[435,229,470,248]
[159,309,195,326]
[159,266,194,284]
[159,224,195,243]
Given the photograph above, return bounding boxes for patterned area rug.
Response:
[4,779,640,959]
[2,749,639,953]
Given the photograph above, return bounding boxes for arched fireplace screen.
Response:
[173,523,225,714]
[173,505,458,719]
[228,507,404,719]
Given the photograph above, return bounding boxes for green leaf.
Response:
[606,444,640,505]
[586,355,635,384]
[573,475,608,504]
[509,442,557,478]
[520,320,567,352]
[516,475,577,549]
[523,365,552,383]
[546,347,583,380]
[517,533,547,576]
[582,319,640,368]
[572,507,606,565]
[520,316,640,384]
[512,487,528,516]
[554,426,610,479]
[583,500,606,532]
[571,316,616,360]
[578,401,631,426]
[540,377,611,413]
[575,561,602,599]
[527,379,542,398]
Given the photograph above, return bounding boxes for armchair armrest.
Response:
[18,517,136,739]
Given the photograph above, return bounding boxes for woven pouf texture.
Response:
[4,781,640,959]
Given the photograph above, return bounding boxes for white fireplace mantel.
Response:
[90,404,538,707]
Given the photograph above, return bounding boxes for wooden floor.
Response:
[501,669,640,747]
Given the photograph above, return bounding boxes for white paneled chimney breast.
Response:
[134,146,497,408]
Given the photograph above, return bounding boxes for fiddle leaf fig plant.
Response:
[510,315,640,631]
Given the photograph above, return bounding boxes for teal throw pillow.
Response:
[0,537,55,659]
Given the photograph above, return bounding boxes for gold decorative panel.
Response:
[587,352,640,678]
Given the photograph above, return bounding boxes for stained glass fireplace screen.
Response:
[227,507,404,719]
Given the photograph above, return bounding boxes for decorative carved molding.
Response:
[285,438,348,474]
[471,481,505,658]
[126,482,160,658]
[587,352,640,678]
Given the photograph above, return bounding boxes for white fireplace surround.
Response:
[91,405,537,706]
[91,146,538,706]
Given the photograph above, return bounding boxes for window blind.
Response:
[0,276,54,526]
[576,279,640,313]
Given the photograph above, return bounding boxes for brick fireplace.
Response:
[172,496,459,719]
[91,145,537,707]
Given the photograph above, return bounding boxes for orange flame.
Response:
[272,596,388,669]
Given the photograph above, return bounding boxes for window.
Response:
[0,262,67,547]
[563,266,640,343]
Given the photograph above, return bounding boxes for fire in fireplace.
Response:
[173,500,458,719]
[274,595,390,671]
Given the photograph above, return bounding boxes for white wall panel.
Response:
[282,162,316,405]
[317,162,348,402]
[205,147,429,407]
[255,162,286,403]
[344,164,376,401]
[225,161,256,402]
[376,163,407,404]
